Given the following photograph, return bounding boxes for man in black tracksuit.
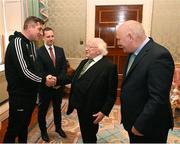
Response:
[3,16,56,143]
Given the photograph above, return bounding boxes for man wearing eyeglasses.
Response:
[67,37,118,143]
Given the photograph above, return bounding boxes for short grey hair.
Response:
[86,37,108,56]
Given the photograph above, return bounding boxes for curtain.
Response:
[23,0,48,22]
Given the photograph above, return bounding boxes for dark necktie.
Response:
[126,53,136,75]
[49,47,56,66]
[78,59,93,78]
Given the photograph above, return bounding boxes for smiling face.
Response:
[85,44,100,59]
[85,38,102,59]
[43,30,55,46]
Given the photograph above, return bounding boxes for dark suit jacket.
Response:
[120,38,174,136]
[36,45,67,93]
[67,57,118,116]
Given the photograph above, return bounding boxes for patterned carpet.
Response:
[28,99,180,143]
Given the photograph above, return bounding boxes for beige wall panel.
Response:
[151,0,180,62]
[47,0,86,60]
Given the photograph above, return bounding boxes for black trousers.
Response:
[38,89,63,133]
[128,130,169,143]
[77,109,99,143]
[3,94,37,143]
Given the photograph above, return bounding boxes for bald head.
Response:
[119,20,145,37]
[116,20,147,53]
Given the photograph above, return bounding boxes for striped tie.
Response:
[78,59,93,78]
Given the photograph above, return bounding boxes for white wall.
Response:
[0,0,24,71]
[0,0,24,117]
[2,0,24,48]
[0,1,5,34]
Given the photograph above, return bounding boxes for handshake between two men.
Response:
[45,75,57,87]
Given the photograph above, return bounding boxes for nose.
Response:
[85,46,89,51]
[39,31,43,37]
[50,36,55,40]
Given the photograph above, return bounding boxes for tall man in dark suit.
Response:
[37,27,68,142]
[67,38,118,143]
[116,20,174,143]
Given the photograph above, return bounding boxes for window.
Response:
[0,0,24,70]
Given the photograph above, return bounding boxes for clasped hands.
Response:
[45,75,57,87]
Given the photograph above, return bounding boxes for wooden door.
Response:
[95,5,142,96]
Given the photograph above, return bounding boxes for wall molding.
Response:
[86,0,153,40]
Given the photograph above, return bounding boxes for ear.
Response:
[96,49,101,55]
[128,32,133,41]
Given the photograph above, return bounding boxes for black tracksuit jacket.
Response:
[5,31,45,97]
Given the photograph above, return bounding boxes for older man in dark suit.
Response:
[116,20,174,143]
[37,27,70,142]
[67,38,118,143]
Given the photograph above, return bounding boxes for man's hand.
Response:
[45,75,56,87]
[52,76,57,82]
[131,126,143,136]
[93,112,105,124]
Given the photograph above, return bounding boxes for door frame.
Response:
[86,0,154,40]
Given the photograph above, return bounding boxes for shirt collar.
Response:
[134,37,150,56]
[45,44,54,51]
[92,55,103,62]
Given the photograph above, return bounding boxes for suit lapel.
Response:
[122,39,152,84]
[72,59,88,83]
[73,58,106,86]
[79,57,107,87]
[122,55,131,80]
[54,46,58,67]
[83,58,104,77]
[42,46,55,68]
